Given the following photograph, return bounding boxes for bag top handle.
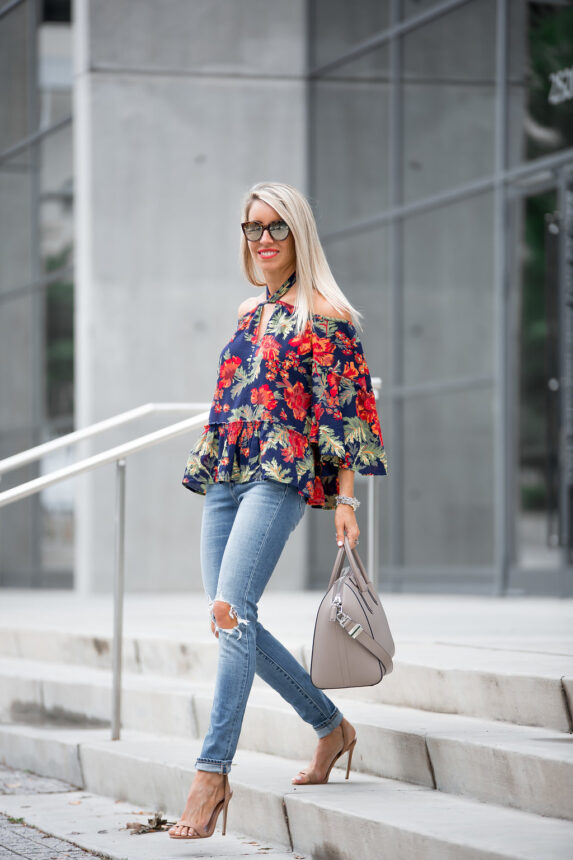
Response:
[326,536,370,592]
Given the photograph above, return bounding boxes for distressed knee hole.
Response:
[210,598,249,639]
[213,601,238,630]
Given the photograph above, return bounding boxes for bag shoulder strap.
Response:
[337,613,394,670]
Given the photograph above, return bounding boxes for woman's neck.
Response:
[265,267,295,297]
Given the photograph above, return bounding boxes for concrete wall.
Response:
[73,0,309,592]
[0,0,42,586]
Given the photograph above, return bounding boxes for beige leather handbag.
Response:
[310,536,395,689]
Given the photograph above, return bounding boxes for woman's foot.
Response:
[168,771,228,838]
[291,718,357,785]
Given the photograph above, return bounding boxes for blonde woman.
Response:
[170,182,388,840]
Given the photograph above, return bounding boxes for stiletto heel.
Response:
[169,774,233,840]
[222,796,229,836]
[345,736,357,779]
[292,721,357,785]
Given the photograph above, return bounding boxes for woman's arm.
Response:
[334,467,360,548]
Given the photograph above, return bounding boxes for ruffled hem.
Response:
[181,418,388,510]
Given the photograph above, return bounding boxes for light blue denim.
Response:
[195,478,343,774]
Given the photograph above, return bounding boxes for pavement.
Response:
[0,765,307,860]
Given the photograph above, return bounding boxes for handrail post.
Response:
[368,378,382,589]
[367,477,379,590]
[111,458,127,740]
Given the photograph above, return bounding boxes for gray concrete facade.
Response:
[3,0,572,595]
[73,0,308,592]
[0,0,42,587]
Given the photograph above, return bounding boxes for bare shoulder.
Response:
[237,295,261,319]
[311,291,353,323]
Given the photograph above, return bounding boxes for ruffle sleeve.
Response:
[307,318,388,507]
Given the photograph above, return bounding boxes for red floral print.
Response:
[219,356,242,388]
[356,388,378,424]
[182,279,388,509]
[284,381,312,421]
[250,384,277,411]
[259,335,281,361]
[312,336,336,366]
[289,331,312,355]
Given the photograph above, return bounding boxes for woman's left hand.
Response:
[335,504,360,549]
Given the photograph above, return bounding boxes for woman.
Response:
[169,181,388,840]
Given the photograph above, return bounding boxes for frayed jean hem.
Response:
[195,758,233,775]
[314,708,344,738]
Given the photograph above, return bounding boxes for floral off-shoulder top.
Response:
[182,271,388,509]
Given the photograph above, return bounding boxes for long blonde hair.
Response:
[239,181,362,332]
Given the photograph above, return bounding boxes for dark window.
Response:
[42,0,71,23]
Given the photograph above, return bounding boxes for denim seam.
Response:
[236,482,290,619]
[255,645,339,727]
[218,484,290,762]
[221,620,254,763]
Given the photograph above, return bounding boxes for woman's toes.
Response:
[169,821,197,837]
[291,771,309,785]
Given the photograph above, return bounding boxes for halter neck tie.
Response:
[265,271,296,303]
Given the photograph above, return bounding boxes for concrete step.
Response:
[1,626,571,731]
[1,656,572,821]
[311,641,573,733]
[0,723,572,860]
[0,770,303,860]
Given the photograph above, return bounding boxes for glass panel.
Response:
[401,0,496,204]
[38,18,73,122]
[311,0,389,69]
[0,146,37,294]
[509,188,561,570]
[39,118,74,581]
[39,122,73,261]
[323,226,391,378]
[0,6,74,588]
[400,0,446,21]
[508,1,573,168]
[0,0,34,153]
[311,46,390,235]
[403,385,495,566]
[0,289,43,588]
[403,191,495,386]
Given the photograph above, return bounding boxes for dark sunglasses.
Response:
[241,220,290,242]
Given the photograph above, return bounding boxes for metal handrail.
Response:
[0,401,211,477]
[0,403,210,740]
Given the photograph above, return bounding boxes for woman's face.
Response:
[246,199,296,283]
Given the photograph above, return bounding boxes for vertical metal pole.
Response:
[28,0,43,586]
[388,0,403,590]
[493,0,510,595]
[111,458,126,740]
[368,378,382,589]
[558,169,573,595]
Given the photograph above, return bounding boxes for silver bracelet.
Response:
[335,494,360,512]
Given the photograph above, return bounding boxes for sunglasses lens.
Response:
[242,221,290,241]
[269,221,290,240]
[242,222,263,241]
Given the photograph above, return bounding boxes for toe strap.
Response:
[172,821,201,836]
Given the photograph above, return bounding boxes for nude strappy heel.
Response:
[168,774,233,839]
[292,721,357,785]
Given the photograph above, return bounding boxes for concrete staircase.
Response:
[0,594,572,859]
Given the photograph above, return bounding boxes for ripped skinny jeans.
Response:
[196,478,343,774]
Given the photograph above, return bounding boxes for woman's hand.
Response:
[335,504,360,549]
[336,466,359,548]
